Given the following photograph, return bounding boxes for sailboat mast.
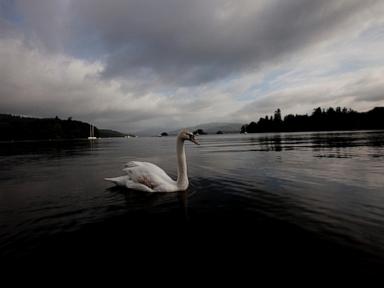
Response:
[88,123,96,140]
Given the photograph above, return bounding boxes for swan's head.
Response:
[179,129,200,145]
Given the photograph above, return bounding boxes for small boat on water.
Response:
[88,124,97,140]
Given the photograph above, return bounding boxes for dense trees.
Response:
[241,107,384,133]
[0,114,99,141]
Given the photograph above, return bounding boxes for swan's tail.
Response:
[104,176,127,186]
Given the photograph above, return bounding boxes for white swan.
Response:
[104,129,199,192]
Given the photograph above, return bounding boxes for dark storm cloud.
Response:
[63,0,378,86]
[1,0,383,131]
[9,0,71,52]
[10,0,378,85]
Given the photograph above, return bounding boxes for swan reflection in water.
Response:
[107,186,190,222]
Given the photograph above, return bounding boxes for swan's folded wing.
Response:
[124,161,143,168]
[123,162,166,176]
[124,180,154,192]
[122,161,175,186]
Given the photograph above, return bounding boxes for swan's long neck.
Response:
[176,137,188,190]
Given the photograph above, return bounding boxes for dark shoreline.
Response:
[242,107,384,134]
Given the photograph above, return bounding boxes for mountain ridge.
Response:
[167,122,242,135]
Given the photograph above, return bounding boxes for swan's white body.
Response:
[104,129,198,192]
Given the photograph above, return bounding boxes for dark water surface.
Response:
[1,131,384,275]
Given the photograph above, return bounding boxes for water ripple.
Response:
[1,131,384,265]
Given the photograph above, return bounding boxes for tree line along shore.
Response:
[241,107,384,134]
[0,115,128,141]
[1,106,383,141]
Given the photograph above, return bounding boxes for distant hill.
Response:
[98,129,131,138]
[0,114,129,141]
[168,122,242,135]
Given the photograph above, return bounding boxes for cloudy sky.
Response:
[1,0,384,133]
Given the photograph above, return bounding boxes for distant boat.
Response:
[88,124,97,140]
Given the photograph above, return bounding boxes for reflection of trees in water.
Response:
[311,133,357,148]
[258,135,282,152]
[367,132,384,147]
[0,139,99,157]
[310,132,384,158]
[366,132,384,158]
[311,134,354,158]
[244,131,384,157]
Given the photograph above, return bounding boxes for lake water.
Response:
[1,131,384,275]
